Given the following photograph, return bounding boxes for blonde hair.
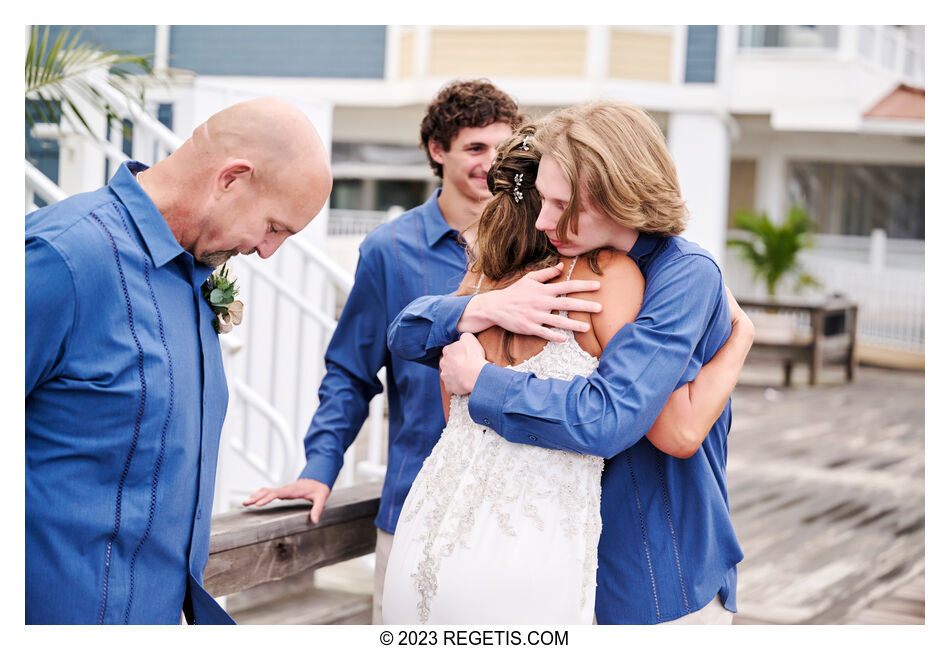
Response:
[534,101,688,240]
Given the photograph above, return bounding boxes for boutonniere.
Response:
[203,263,244,334]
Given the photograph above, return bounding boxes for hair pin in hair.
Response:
[521,135,531,151]
[512,173,524,203]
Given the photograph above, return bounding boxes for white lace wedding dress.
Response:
[382,264,604,624]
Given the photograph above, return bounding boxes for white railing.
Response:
[219,234,389,507]
[737,25,925,87]
[327,207,406,237]
[25,160,68,212]
[723,233,924,354]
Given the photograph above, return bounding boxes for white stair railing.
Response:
[25,160,68,211]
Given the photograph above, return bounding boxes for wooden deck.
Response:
[728,362,924,624]
[220,361,925,625]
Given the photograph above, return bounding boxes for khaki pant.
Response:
[373,529,394,625]
[593,596,734,625]
[659,596,734,624]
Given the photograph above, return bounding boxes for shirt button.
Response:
[528,435,538,441]
[482,418,490,425]
[196,508,202,520]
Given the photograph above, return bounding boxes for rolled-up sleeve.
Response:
[467,254,724,458]
[387,293,474,368]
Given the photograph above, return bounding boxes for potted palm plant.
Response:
[727,204,819,298]
[727,205,821,341]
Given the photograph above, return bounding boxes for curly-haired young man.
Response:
[244,79,522,623]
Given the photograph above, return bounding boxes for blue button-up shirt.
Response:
[299,190,468,533]
[388,233,744,624]
[26,162,232,624]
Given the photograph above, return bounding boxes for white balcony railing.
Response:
[737,25,925,87]
[724,231,924,355]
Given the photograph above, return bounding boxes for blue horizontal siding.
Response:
[168,26,386,78]
[37,25,155,58]
[684,25,718,83]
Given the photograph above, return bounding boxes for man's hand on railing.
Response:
[243,478,331,525]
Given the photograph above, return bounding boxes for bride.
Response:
[381,124,751,624]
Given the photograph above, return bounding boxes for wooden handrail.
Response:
[205,482,382,597]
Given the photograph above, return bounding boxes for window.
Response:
[738,26,838,49]
[787,162,924,239]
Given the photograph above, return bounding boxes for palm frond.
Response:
[727,205,819,296]
[25,25,152,138]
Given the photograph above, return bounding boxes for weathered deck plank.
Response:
[729,363,924,624]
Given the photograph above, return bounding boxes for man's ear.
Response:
[427,140,445,165]
[215,159,254,196]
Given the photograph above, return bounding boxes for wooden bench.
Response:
[739,298,858,386]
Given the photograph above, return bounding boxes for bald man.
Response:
[25,97,331,624]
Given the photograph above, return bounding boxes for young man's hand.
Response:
[440,333,489,395]
[457,264,602,341]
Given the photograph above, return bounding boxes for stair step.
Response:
[230,584,371,625]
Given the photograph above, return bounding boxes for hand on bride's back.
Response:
[440,333,488,395]
[462,264,603,341]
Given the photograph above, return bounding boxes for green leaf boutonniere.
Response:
[203,263,245,334]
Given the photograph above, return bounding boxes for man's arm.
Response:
[461,254,726,459]
[244,249,389,523]
[645,288,754,458]
[26,238,75,396]
[387,264,601,367]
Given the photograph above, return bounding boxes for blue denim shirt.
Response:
[26,162,232,624]
[388,233,743,624]
[299,190,468,533]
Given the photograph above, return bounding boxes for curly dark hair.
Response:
[420,79,524,178]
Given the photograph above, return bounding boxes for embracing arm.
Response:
[466,254,727,458]
[645,288,755,458]
[387,265,602,368]
[580,255,753,459]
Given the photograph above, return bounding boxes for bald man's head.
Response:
[153,97,332,266]
[194,98,325,165]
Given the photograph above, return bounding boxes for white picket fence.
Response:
[723,234,925,354]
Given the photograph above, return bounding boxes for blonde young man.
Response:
[389,101,746,625]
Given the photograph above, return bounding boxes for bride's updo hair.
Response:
[469,124,558,285]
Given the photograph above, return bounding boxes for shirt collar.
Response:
[628,231,661,262]
[109,161,186,269]
[419,188,462,248]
